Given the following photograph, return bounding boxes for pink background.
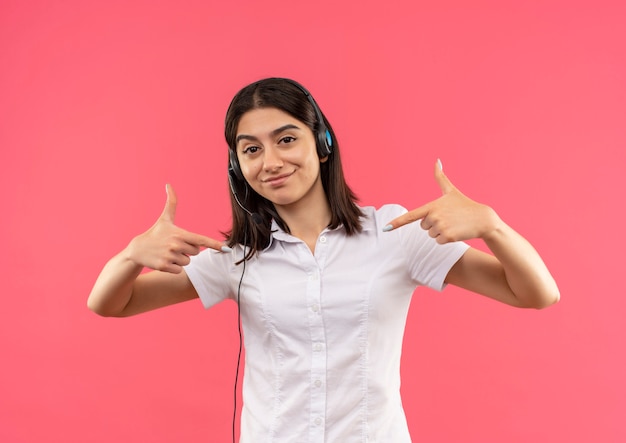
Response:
[2,0,625,441]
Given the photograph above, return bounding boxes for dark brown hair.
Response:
[224,78,363,260]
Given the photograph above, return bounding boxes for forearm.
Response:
[87,185,222,317]
[482,213,560,309]
[87,248,144,317]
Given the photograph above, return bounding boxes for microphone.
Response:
[244,206,263,225]
[228,173,263,225]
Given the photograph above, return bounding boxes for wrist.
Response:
[480,206,505,242]
[122,236,147,269]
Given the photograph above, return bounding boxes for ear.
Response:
[320,155,329,163]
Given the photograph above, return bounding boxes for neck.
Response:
[279,204,332,240]
[275,181,332,241]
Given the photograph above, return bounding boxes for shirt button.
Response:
[313,343,322,352]
[314,417,322,426]
[314,379,322,388]
[311,304,320,313]
[319,236,327,243]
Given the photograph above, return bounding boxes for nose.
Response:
[263,146,283,172]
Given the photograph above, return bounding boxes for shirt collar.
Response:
[263,206,374,251]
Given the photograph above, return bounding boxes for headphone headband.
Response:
[282,79,333,158]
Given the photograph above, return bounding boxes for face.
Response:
[235,107,327,209]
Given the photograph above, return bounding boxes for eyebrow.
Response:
[236,124,302,144]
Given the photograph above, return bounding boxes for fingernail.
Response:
[382,224,393,232]
[221,246,233,253]
[437,158,443,171]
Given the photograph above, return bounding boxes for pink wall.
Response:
[2,0,625,441]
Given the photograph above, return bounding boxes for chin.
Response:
[269,197,299,207]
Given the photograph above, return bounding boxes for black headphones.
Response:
[228,78,333,183]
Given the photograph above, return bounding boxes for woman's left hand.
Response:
[385,159,560,309]
[383,159,502,243]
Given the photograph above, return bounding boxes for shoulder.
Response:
[358,204,408,231]
[186,246,243,280]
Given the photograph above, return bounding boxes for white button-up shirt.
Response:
[185,205,469,442]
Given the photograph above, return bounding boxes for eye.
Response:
[242,145,260,154]
[279,136,296,144]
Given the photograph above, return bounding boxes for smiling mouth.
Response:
[262,171,294,185]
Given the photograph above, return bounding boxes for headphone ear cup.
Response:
[316,127,333,158]
[229,150,244,181]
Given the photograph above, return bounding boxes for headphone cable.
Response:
[233,239,247,443]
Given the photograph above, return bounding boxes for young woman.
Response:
[88,78,559,442]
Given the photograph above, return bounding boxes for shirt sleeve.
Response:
[184,247,236,309]
[379,204,470,291]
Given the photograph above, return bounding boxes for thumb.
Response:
[435,158,455,194]
[160,184,177,222]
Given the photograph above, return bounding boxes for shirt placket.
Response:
[307,233,329,443]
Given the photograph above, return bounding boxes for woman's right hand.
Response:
[126,184,231,274]
[88,185,230,317]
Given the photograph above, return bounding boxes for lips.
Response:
[262,171,294,186]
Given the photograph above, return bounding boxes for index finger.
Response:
[180,229,232,253]
[383,203,431,232]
